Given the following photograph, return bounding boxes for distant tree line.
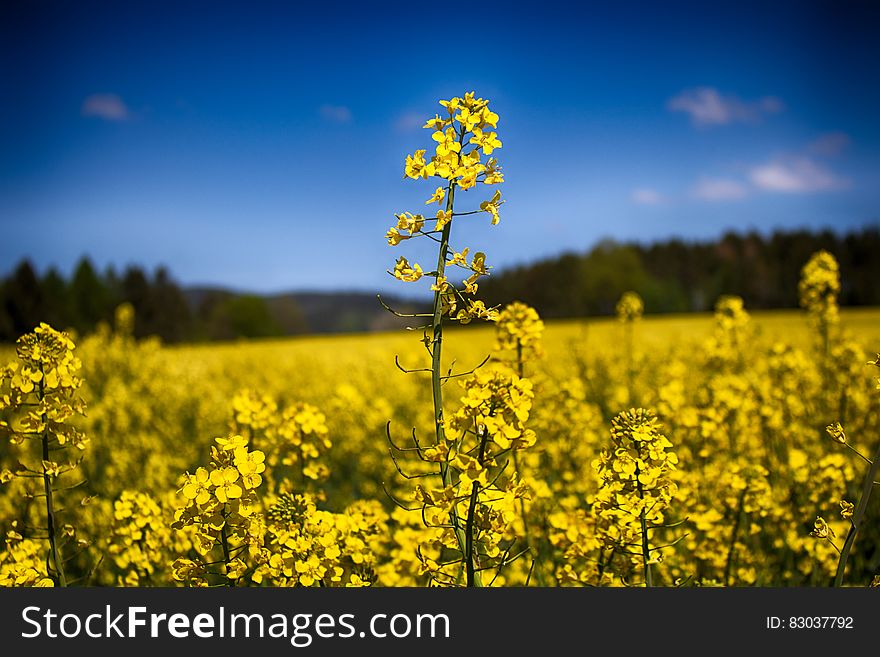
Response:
[480,226,880,318]
[0,258,303,343]
[3,227,878,342]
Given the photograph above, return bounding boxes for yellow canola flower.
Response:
[616,291,644,322]
[455,106,482,132]
[425,187,446,205]
[825,422,846,444]
[181,468,212,505]
[431,275,450,293]
[392,257,423,283]
[439,97,462,115]
[452,454,489,489]
[495,302,545,362]
[430,151,459,180]
[385,227,406,246]
[479,190,503,225]
[404,149,429,179]
[810,516,834,540]
[462,273,480,295]
[447,248,470,268]
[423,114,447,130]
[210,467,243,503]
[480,107,499,128]
[470,127,502,155]
[457,167,479,190]
[234,447,266,489]
[396,211,424,234]
[434,209,452,230]
[215,434,248,452]
[470,252,488,276]
[432,127,461,157]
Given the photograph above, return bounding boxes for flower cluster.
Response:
[373,507,441,586]
[0,531,54,587]
[107,491,176,586]
[230,388,278,446]
[0,324,89,586]
[676,461,777,585]
[706,295,752,367]
[714,295,750,334]
[448,371,536,452]
[275,402,332,484]
[252,493,386,587]
[549,507,630,586]
[406,369,535,586]
[798,250,840,334]
[495,302,545,367]
[229,390,331,488]
[382,93,518,587]
[171,435,265,585]
[73,305,177,500]
[386,92,503,326]
[404,92,502,187]
[615,291,644,323]
[0,323,87,450]
[592,408,678,582]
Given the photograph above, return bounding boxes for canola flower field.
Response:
[1,302,878,587]
[2,92,880,588]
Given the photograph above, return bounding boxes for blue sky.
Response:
[1,0,878,293]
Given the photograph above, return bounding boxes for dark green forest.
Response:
[0,260,414,342]
[481,226,880,318]
[2,226,878,342]
[0,260,277,343]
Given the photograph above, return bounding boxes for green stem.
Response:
[639,512,653,587]
[833,437,880,587]
[430,215,453,459]
[220,513,234,587]
[429,182,480,586]
[635,465,653,587]
[38,370,66,587]
[464,483,479,587]
[465,428,490,587]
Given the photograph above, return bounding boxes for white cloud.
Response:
[81,93,131,121]
[691,177,748,201]
[808,131,851,157]
[394,111,423,132]
[631,188,665,205]
[319,104,353,124]
[748,157,849,193]
[667,87,783,127]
